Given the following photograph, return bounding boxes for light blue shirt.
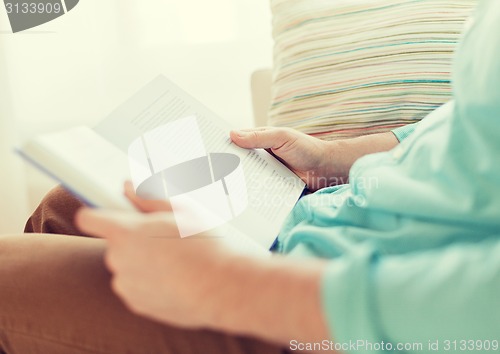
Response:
[278,1,500,352]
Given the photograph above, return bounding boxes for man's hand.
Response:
[76,188,233,329]
[231,127,343,190]
[231,127,399,191]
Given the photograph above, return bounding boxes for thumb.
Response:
[230,128,292,150]
[124,181,172,213]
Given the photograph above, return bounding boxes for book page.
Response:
[94,76,305,249]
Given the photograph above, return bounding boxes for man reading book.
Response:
[1,1,500,353]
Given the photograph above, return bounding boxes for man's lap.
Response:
[0,233,288,354]
[7,190,289,353]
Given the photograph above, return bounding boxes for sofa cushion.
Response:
[269,0,477,140]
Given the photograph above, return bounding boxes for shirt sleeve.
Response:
[391,123,418,143]
[322,239,500,353]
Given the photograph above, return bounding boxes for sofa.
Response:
[254,0,476,138]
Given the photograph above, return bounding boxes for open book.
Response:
[18,76,305,252]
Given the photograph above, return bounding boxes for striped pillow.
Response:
[269,0,477,140]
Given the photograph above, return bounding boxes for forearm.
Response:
[205,254,330,349]
[322,131,399,183]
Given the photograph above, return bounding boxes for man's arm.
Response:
[326,131,399,184]
[204,254,330,349]
[195,237,500,352]
[231,128,400,190]
[76,208,332,351]
[323,123,420,184]
[77,204,500,353]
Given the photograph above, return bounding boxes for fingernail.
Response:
[233,130,248,138]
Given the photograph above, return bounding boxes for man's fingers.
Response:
[76,207,180,240]
[230,128,292,150]
[124,181,172,213]
[76,208,130,239]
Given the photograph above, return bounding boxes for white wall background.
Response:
[0,0,273,233]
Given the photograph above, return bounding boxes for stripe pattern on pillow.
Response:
[269,0,477,140]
